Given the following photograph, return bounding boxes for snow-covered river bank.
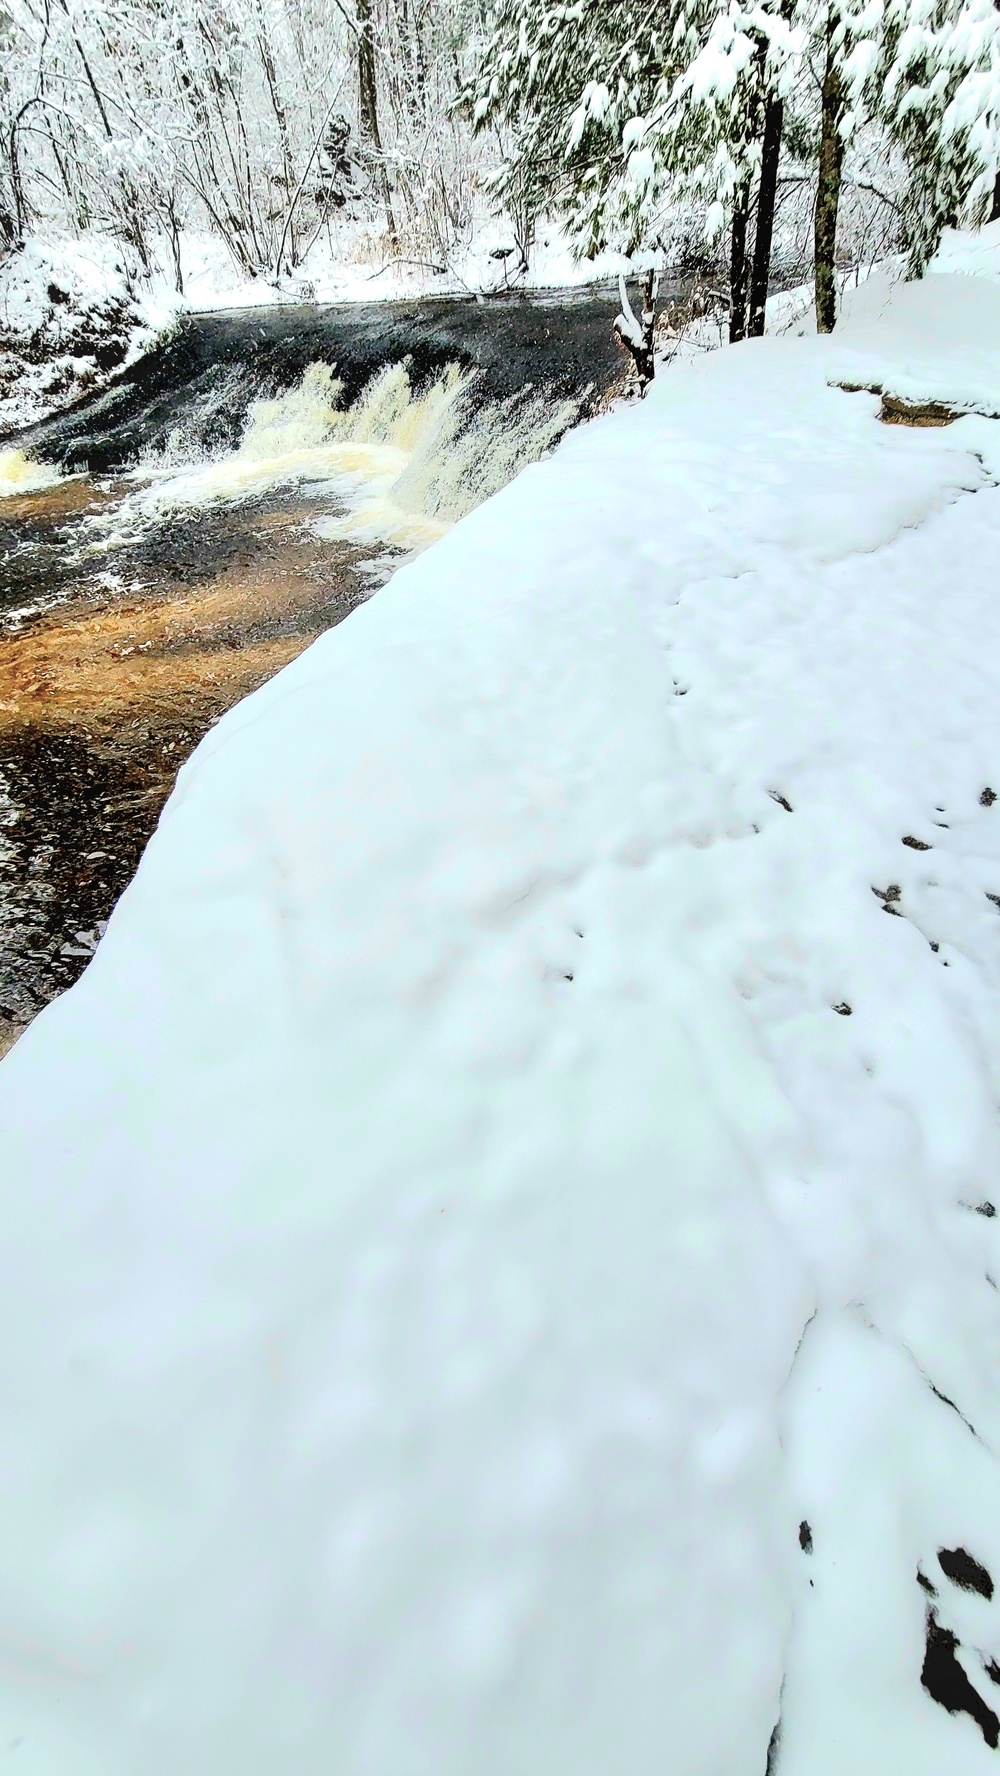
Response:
[4,256,1000,1772]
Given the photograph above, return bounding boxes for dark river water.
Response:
[0,285,631,1041]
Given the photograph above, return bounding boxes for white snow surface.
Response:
[175,217,652,309]
[830,269,1000,414]
[930,217,1000,282]
[4,275,1000,1772]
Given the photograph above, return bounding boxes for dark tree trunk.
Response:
[748,93,784,337]
[356,0,398,245]
[814,11,846,332]
[257,31,296,262]
[8,120,27,241]
[729,175,752,342]
[166,195,184,294]
[613,269,658,396]
[56,0,113,140]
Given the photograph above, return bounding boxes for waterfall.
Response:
[4,358,586,556]
[0,450,67,498]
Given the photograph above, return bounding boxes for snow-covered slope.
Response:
[831,271,1000,415]
[3,275,1000,1774]
[0,236,178,433]
[930,217,1000,281]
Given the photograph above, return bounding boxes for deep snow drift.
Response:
[3,268,1000,1774]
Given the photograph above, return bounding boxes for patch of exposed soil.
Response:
[834,384,963,427]
[879,394,959,427]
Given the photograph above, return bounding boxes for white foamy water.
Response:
[0,449,67,499]
[75,359,583,556]
[314,371,583,551]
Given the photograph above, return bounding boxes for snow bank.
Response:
[930,218,1000,282]
[0,235,178,433]
[830,268,1000,415]
[3,279,1000,1773]
[177,218,650,311]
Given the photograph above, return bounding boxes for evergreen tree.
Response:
[467,0,688,260]
[468,0,998,348]
[468,0,810,338]
[809,0,880,329]
[876,0,1000,272]
[660,0,806,336]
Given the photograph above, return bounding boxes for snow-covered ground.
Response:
[177,215,653,309]
[3,258,1000,1772]
[829,238,1000,415]
[0,235,179,434]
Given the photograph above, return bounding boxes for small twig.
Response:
[848,179,905,218]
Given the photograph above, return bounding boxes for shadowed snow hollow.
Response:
[2,273,1000,1774]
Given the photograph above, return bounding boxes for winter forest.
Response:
[2,0,1000,336]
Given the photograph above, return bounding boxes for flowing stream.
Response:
[0,285,629,1037]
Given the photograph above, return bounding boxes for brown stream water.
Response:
[0,471,384,1048]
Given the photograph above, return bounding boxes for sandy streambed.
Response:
[0,476,384,1038]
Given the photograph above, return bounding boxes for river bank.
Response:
[1,265,999,1774]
